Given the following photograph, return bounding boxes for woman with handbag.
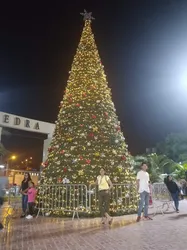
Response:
[95,168,113,225]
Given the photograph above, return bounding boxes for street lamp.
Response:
[6,155,17,176]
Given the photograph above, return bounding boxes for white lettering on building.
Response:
[3,114,40,131]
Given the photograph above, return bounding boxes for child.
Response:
[25,181,37,219]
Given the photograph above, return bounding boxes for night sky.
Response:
[1,0,187,167]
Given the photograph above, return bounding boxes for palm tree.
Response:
[132,154,179,183]
[173,163,187,180]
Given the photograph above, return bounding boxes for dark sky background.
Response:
[1,0,187,168]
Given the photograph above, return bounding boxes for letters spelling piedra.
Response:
[3,114,40,130]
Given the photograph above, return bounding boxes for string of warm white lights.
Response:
[38,15,138,216]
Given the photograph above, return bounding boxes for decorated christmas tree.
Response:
[39,11,137,215]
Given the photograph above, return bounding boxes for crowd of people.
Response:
[0,164,186,230]
[0,171,37,231]
[96,162,186,224]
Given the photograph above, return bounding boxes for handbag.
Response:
[149,195,153,205]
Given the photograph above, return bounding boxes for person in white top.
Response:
[136,162,152,222]
[95,168,113,225]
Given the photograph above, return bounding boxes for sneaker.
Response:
[101,218,106,224]
[136,216,141,222]
[176,209,179,213]
[20,214,25,218]
[144,216,153,220]
[108,217,113,225]
[26,215,33,219]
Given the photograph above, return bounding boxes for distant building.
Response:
[146,147,157,154]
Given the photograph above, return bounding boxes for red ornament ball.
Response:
[63,167,67,172]
[43,160,48,167]
[88,133,94,137]
[48,147,53,153]
[121,156,126,161]
[86,159,91,164]
[116,126,121,131]
[60,150,65,154]
[92,114,96,119]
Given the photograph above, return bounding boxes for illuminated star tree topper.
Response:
[80,9,95,21]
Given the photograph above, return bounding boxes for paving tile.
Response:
[0,200,187,250]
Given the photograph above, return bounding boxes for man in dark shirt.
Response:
[164,175,180,212]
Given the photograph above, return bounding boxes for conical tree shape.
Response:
[40,17,137,204]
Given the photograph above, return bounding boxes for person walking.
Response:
[19,172,32,218]
[96,168,113,225]
[164,175,180,213]
[136,162,152,222]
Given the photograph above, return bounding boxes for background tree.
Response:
[156,132,187,162]
[132,153,178,183]
[173,163,187,180]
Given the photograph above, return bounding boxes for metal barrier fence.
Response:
[151,182,174,215]
[152,183,172,201]
[7,186,22,208]
[6,182,174,216]
[37,184,88,213]
[88,184,138,214]
[5,183,140,215]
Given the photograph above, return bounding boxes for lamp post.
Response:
[6,155,16,176]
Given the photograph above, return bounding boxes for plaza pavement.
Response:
[0,200,187,250]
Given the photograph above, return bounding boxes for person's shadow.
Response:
[168,213,187,220]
